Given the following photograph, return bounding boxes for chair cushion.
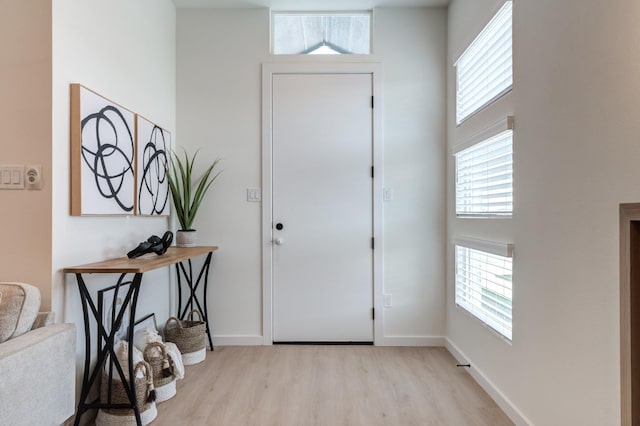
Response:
[0,282,41,343]
[31,311,55,330]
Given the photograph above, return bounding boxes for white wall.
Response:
[376,8,447,342]
[51,0,176,399]
[447,0,640,424]
[176,7,447,343]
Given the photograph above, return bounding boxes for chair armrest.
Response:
[0,323,76,426]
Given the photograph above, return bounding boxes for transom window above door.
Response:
[272,12,372,55]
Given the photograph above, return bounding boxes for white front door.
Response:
[271,73,374,342]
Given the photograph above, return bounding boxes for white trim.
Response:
[453,0,512,66]
[453,303,514,345]
[261,65,274,346]
[451,0,512,63]
[271,10,373,15]
[212,335,265,346]
[445,338,533,426]
[261,62,384,346]
[452,115,514,155]
[381,336,446,347]
[453,236,514,258]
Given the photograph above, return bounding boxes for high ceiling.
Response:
[173,0,449,10]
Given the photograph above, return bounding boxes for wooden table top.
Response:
[63,246,218,274]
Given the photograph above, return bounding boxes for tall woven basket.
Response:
[96,360,157,426]
[143,342,176,402]
[164,309,206,365]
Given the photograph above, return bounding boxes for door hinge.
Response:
[371,96,374,109]
[372,307,375,320]
[371,237,375,250]
[371,166,374,178]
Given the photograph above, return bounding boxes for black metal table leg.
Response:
[74,274,92,426]
[201,252,213,351]
[175,252,214,350]
[74,273,144,426]
[128,274,143,426]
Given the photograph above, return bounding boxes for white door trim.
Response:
[261,62,384,345]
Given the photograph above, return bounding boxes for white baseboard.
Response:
[445,338,532,426]
[213,335,446,347]
[380,336,446,346]
[212,335,264,346]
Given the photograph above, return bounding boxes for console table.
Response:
[64,246,218,426]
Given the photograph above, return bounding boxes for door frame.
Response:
[261,62,384,345]
[620,203,640,425]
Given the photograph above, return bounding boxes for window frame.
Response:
[454,237,514,341]
[454,116,514,218]
[270,11,373,56]
[455,0,513,125]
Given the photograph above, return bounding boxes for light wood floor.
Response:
[153,346,513,426]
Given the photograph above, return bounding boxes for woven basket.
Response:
[164,309,206,365]
[143,342,176,402]
[96,360,157,426]
[181,348,206,365]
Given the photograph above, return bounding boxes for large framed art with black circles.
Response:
[70,84,171,216]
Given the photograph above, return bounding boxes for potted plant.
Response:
[167,149,221,247]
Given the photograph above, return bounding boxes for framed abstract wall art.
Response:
[136,116,171,216]
[71,84,135,215]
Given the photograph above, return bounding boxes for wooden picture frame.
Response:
[70,84,136,215]
[136,115,171,216]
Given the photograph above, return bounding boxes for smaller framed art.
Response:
[136,116,171,216]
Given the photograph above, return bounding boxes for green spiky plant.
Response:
[166,149,221,231]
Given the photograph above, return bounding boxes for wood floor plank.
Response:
[153,346,513,426]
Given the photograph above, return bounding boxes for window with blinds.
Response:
[455,120,513,217]
[455,239,513,340]
[455,1,512,125]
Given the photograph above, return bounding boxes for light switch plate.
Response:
[0,165,24,189]
[247,188,262,202]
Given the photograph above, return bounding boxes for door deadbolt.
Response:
[275,223,284,230]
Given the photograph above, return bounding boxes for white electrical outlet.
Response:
[383,187,394,202]
[25,165,42,190]
[384,294,392,307]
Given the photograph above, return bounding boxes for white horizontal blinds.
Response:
[455,129,513,216]
[456,1,513,124]
[455,243,513,340]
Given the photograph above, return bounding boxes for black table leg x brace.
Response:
[74,273,143,426]
[175,252,214,351]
